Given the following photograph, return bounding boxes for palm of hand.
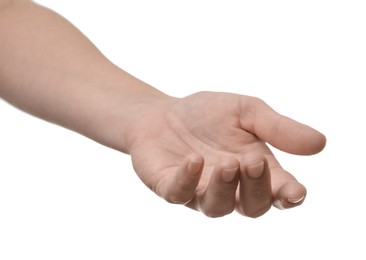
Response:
[128,92,325,217]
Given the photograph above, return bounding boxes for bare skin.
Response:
[127,92,325,217]
[0,1,326,218]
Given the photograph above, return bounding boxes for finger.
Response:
[273,180,307,209]
[157,154,204,204]
[270,168,307,210]
[264,154,307,209]
[237,154,272,218]
[199,157,240,218]
[240,97,326,155]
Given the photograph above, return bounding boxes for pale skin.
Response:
[0,1,326,218]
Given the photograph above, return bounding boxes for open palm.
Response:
[128,91,326,218]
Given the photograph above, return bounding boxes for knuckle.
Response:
[165,192,193,205]
[239,201,272,218]
[202,210,226,218]
[201,205,235,218]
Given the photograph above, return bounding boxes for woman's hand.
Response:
[127,91,326,218]
[0,1,325,219]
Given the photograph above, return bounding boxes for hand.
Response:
[127,91,326,218]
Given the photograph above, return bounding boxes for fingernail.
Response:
[273,199,286,210]
[288,196,305,204]
[188,160,202,175]
[247,161,264,178]
[221,168,239,183]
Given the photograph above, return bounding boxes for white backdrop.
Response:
[1,0,365,259]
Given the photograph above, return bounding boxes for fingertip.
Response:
[302,128,327,155]
[273,181,307,209]
[220,156,240,169]
[188,153,204,163]
[219,156,240,179]
[240,153,268,177]
[212,156,239,183]
[314,131,327,153]
[187,153,204,175]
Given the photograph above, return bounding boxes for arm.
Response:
[0,1,326,218]
[0,0,168,153]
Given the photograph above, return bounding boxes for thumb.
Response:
[241,97,326,155]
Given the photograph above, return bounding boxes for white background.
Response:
[1,0,365,259]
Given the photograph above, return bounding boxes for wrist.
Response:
[82,71,175,154]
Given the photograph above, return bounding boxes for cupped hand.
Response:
[127,91,326,218]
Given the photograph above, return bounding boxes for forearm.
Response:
[0,0,169,153]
